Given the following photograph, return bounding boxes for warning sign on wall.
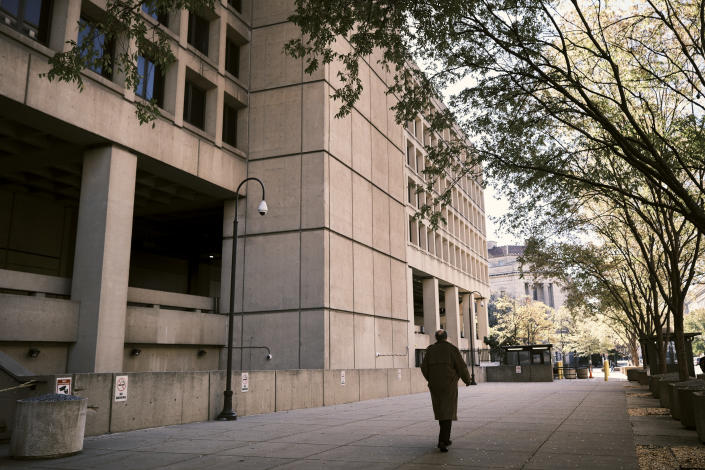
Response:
[340,370,346,385]
[114,375,128,402]
[56,377,72,395]
[515,366,522,374]
[241,372,249,392]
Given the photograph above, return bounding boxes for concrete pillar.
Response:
[48,0,81,52]
[477,295,490,346]
[422,278,440,336]
[444,286,461,347]
[68,146,137,373]
[406,267,416,368]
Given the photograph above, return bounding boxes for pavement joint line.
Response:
[517,381,599,470]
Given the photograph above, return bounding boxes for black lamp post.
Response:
[217,177,267,421]
[467,290,485,386]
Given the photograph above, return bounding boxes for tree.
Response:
[489,297,554,346]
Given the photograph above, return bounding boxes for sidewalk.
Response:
[0,379,637,470]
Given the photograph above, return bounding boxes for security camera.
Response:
[266,354,272,361]
[257,200,268,216]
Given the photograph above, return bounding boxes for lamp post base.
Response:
[217,390,237,420]
[470,374,477,385]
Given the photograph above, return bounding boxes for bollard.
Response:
[603,359,609,381]
[557,361,564,379]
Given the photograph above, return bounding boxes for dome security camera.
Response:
[266,354,272,361]
[257,200,268,216]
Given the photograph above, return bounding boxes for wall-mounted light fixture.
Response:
[130,348,142,357]
[197,349,207,357]
[27,348,40,358]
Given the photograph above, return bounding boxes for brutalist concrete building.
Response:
[0,0,489,376]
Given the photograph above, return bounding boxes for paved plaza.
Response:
[0,379,637,470]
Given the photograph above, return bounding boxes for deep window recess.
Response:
[187,12,209,56]
[224,37,239,78]
[136,55,164,106]
[0,0,52,43]
[141,2,168,25]
[222,102,238,147]
[227,0,241,12]
[183,80,206,129]
[78,16,114,79]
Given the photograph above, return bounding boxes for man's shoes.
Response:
[437,440,451,452]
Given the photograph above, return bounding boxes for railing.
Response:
[126,287,215,313]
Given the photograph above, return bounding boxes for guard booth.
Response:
[486,344,553,382]
[640,332,701,376]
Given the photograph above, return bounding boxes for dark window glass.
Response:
[225,38,239,78]
[183,80,206,129]
[141,2,168,25]
[136,56,164,106]
[227,0,241,12]
[1,0,51,42]
[78,17,113,79]
[222,103,238,147]
[187,12,209,56]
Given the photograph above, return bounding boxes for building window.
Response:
[78,16,114,79]
[141,2,168,25]
[227,0,241,12]
[225,37,240,78]
[222,102,238,147]
[136,55,164,106]
[0,0,52,42]
[183,80,206,129]
[187,12,209,56]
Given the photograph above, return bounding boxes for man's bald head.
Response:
[435,329,447,342]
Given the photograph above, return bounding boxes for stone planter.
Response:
[668,380,702,421]
[10,394,87,459]
[650,373,679,398]
[659,377,682,408]
[694,392,705,443]
[678,382,705,429]
[626,368,641,382]
[637,371,650,386]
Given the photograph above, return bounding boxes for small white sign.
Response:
[114,375,128,402]
[397,368,402,380]
[241,372,249,392]
[515,366,522,374]
[56,377,72,395]
[340,370,346,385]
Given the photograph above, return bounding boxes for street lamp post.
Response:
[467,290,485,386]
[217,177,267,421]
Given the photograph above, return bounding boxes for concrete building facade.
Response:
[0,0,489,375]
[487,243,566,309]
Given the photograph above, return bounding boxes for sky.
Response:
[483,184,519,246]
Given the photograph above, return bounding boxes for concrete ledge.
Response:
[0,269,70,296]
[359,369,388,401]
[275,370,323,411]
[208,370,276,419]
[0,294,78,342]
[127,287,214,311]
[323,370,359,405]
[125,306,226,345]
[410,367,427,393]
[73,373,112,437]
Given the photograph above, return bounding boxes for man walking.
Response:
[421,329,472,452]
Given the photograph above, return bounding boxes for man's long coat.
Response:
[420,340,471,421]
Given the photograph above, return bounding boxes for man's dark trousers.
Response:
[439,420,452,444]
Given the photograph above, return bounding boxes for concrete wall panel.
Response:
[386,94,403,149]
[371,129,388,192]
[249,86,302,159]
[301,152,328,229]
[351,111,371,179]
[410,368,428,394]
[323,369,360,405]
[329,311,355,369]
[359,368,387,401]
[352,174,373,246]
[374,317,393,369]
[353,243,374,315]
[251,22,302,90]
[300,310,326,369]
[392,320,409,368]
[252,0,296,28]
[303,82,328,152]
[0,294,78,342]
[372,188,390,253]
[209,370,276,419]
[390,260,407,320]
[243,232,300,312]
[354,314,376,369]
[122,346,220,373]
[329,233,353,311]
[370,74,388,135]
[301,230,327,309]
[328,89,352,166]
[329,158,352,237]
[389,200,406,260]
[0,37,29,102]
[275,369,323,411]
[124,307,226,345]
[246,156,302,233]
[373,252,391,318]
[242,311,300,370]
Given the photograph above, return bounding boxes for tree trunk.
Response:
[629,334,640,366]
[673,302,690,380]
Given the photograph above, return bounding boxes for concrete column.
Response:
[422,278,440,336]
[48,0,81,52]
[68,146,137,373]
[462,293,474,348]
[477,296,490,346]
[444,286,461,347]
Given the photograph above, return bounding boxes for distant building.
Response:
[487,243,566,309]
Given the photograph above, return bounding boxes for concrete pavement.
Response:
[0,379,637,469]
